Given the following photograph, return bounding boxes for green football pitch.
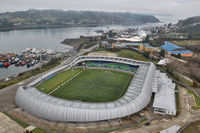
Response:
[52,69,133,102]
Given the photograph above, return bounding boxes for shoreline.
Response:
[0,22,159,32]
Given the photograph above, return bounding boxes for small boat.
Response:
[0,62,4,67]
[21,61,26,66]
[15,62,20,66]
[4,62,11,67]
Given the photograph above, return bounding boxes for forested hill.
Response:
[177,16,200,36]
[177,16,200,26]
[0,9,159,31]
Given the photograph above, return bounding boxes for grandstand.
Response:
[86,61,138,72]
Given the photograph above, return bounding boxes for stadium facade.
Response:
[15,56,176,122]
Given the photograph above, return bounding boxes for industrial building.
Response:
[161,41,193,57]
[100,41,153,52]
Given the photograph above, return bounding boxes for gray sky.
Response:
[0,0,200,20]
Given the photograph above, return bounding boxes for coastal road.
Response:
[0,44,98,111]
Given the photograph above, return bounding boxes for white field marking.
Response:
[18,82,24,85]
[48,71,82,95]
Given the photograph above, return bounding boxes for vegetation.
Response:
[159,49,165,57]
[182,120,200,133]
[32,128,46,133]
[0,57,62,89]
[187,89,200,107]
[177,16,200,37]
[166,59,200,86]
[3,112,29,128]
[175,86,180,117]
[91,49,149,61]
[37,69,82,94]
[117,49,148,61]
[51,69,133,102]
[0,9,159,31]
[178,16,200,27]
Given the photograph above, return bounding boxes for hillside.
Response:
[177,16,200,36]
[177,16,200,26]
[0,9,159,31]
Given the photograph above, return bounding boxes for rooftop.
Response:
[121,43,150,46]
[161,41,193,54]
[153,72,176,115]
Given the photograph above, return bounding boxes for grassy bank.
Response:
[0,58,63,90]
[187,89,200,110]
[93,49,149,61]
[175,86,180,117]
[32,128,46,133]
[182,120,200,133]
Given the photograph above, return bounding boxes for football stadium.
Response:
[15,56,176,122]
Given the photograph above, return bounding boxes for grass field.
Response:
[51,69,133,102]
[37,69,82,94]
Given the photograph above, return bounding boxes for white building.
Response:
[153,71,176,116]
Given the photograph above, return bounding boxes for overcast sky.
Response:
[0,0,200,21]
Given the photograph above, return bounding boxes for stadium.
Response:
[15,56,157,122]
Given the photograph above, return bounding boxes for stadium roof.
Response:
[161,41,192,54]
[15,56,155,122]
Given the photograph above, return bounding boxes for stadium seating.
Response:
[86,61,138,72]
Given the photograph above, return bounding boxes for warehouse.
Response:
[161,41,193,57]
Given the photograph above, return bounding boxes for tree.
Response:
[143,51,150,59]
[144,35,150,43]
[159,49,165,57]
[167,23,172,28]
[177,53,181,58]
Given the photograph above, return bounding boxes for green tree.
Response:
[143,51,150,58]
[159,49,165,57]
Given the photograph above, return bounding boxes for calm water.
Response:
[0,24,161,80]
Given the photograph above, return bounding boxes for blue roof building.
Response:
[161,41,193,57]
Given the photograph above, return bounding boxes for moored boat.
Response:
[0,62,4,67]
[4,62,11,67]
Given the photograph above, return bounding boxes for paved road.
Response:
[113,86,198,133]
[0,112,24,133]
